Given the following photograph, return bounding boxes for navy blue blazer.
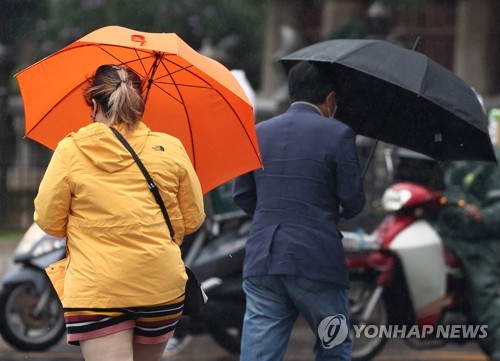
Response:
[233,103,365,288]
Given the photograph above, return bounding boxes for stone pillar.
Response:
[256,0,308,119]
[259,0,288,99]
[454,0,500,95]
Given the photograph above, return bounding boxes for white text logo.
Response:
[318,314,349,348]
[352,324,488,339]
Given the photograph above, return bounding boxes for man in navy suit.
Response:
[233,61,365,361]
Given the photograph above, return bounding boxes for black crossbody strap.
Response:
[110,127,175,241]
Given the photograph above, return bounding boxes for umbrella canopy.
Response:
[280,39,496,163]
[16,26,262,194]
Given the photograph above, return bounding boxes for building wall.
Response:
[454,0,500,97]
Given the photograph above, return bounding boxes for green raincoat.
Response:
[435,146,500,358]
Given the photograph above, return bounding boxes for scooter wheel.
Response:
[0,283,66,351]
[349,279,389,361]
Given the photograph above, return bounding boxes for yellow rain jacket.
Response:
[34,122,205,308]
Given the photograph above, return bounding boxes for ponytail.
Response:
[84,65,145,132]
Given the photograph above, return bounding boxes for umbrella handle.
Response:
[411,36,421,51]
[360,37,420,179]
[361,136,380,179]
[360,37,421,179]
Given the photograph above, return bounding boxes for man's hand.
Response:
[463,204,483,223]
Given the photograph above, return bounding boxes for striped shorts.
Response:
[63,294,184,345]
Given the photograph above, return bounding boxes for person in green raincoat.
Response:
[435,145,500,361]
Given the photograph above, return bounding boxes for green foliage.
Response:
[0,232,23,242]
[20,0,266,88]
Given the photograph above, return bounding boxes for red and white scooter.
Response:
[343,150,484,361]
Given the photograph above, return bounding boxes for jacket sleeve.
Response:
[439,159,500,238]
[232,171,257,217]
[478,166,500,235]
[336,127,365,219]
[479,200,500,234]
[34,146,71,238]
[177,149,205,235]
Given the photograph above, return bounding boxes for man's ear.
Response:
[326,91,336,108]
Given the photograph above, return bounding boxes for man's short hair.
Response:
[288,61,336,104]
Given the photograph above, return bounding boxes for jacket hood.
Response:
[69,122,150,173]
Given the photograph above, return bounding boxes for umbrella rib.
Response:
[69,44,162,96]
[25,42,261,167]
[72,43,175,83]
[157,58,261,168]
[82,43,156,72]
[132,47,149,77]
[26,47,192,139]
[212,88,261,166]
[26,45,158,137]
[157,56,219,88]
[128,52,154,96]
[149,81,185,105]
[82,46,169,106]
[26,78,90,138]
[143,53,162,104]
[147,80,238,108]
[155,81,211,89]
[91,44,158,91]
[158,58,197,169]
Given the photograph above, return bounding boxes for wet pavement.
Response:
[0,239,489,361]
[0,240,17,278]
[0,319,316,360]
[0,324,489,361]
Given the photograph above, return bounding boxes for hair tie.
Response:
[116,79,127,89]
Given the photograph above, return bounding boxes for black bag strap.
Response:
[110,127,176,241]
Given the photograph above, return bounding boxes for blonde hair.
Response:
[84,65,145,132]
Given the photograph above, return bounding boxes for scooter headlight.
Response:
[15,223,66,259]
[381,187,412,211]
[31,237,66,258]
[15,224,44,256]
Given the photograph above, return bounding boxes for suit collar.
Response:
[289,102,323,116]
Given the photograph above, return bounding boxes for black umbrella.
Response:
[279,39,496,163]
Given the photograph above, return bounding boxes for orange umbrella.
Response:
[15,26,261,194]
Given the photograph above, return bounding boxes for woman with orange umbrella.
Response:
[34,64,205,361]
[16,26,262,195]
